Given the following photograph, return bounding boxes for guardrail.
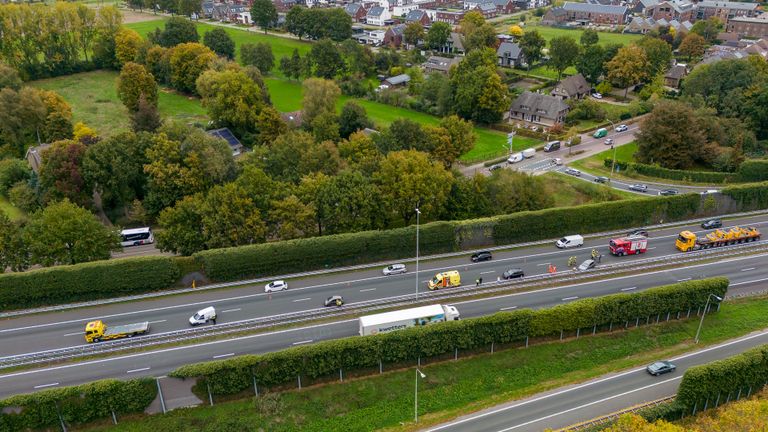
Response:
[4,209,768,319]
[2,241,766,369]
[558,395,676,431]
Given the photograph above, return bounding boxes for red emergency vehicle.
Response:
[609,236,648,256]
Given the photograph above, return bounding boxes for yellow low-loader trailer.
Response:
[84,320,150,343]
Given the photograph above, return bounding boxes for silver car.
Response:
[577,259,596,271]
[383,264,407,275]
[264,280,288,293]
[564,167,581,177]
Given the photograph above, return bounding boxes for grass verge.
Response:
[79,293,768,432]
[542,171,636,207]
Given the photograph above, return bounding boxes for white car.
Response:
[383,264,407,275]
[564,167,581,177]
[591,92,603,99]
[615,124,628,132]
[507,152,524,164]
[265,280,288,293]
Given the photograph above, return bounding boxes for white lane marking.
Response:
[292,298,311,303]
[537,262,551,266]
[149,320,167,324]
[426,328,768,432]
[562,296,579,301]
[213,353,234,359]
[360,288,377,292]
[481,271,496,274]
[741,268,755,272]
[620,287,637,292]
[292,340,313,345]
[33,382,59,389]
[677,278,691,282]
[732,277,768,286]
[221,308,241,313]
[126,367,150,374]
[500,306,518,311]
[648,247,657,250]
[63,332,81,337]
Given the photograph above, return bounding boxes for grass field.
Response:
[0,197,22,221]
[125,19,313,71]
[571,141,638,172]
[524,23,643,46]
[32,70,208,137]
[542,171,636,207]
[83,294,768,432]
[265,78,541,163]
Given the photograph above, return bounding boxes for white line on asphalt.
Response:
[677,278,691,282]
[481,271,496,274]
[562,296,579,301]
[741,268,755,272]
[292,340,313,345]
[360,288,377,292]
[500,306,517,311]
[126,367,150,374]
[731,277,768,286]
[648,247,657,250]
[292,298,311,303]
[221,308,241,313]
[33,382,59,389]
[149,320,167,324]
[212,353,234,359]
[536,262,551,266]
[63,332,81,337]
[620,287,637,292]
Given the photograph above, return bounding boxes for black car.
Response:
[324,295,344,307]
[658,189,678,196]
[489,164,503,171]
[701,219,722,229]
[471,251,493,262]
[594,176,609,184]
[647,361,676,376]
[627,229,649,238]
[502,268,525,279]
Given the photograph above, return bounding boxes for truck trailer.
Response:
[358,304,460,336]
[675,226,761,252]
[84,320,150,343]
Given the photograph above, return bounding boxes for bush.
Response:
[0,378,156,431]
[172,278,728,396]
[0,256,180,311]
[737,160,768,182]
[722,181,768,210]
[602,160,734,183]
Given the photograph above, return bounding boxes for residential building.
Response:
[726,13,768,38]
[550,74,591,100]
[541,6,568,24]
[382,74,412,87]
[406,9,432,25]
[384,24,406,47]
[513,0,548,9]
[207,128,245,157]
[274,0,298,12]
[509,91,570,126]
[473,2,498,18]
[491,0,516,14]
[345,3,368,22]
[433,9,466,24]
[650,0,695,23]
[367,6,392,25]
[394,4,420,16]
[546,2,629,25]
[663,64,687,89]
[497,42,525,68]
[631,0,658,16]
[422,55,462,74]
[696,1,759,22]
[625,16,657,33]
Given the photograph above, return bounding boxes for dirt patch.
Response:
[120,8,163,24]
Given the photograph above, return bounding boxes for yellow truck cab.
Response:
[428,270,461,290]
[85,320,150,343]
[675,231,697,252]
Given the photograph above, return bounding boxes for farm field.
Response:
[32,70,208,138]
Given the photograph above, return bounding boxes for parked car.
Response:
[647,361,676,376]
[489,164,503,171]
[556,235,584,249]
[594,176,609,184]
[615,124,628,132]
[577,259,596,271]
[628,184,648,192]
[471,251,493,262]
[564,167,581,177]
[591,92,603,99]
[604,138,614,146]
[383,264,407,275]
[627,229,649,238]
[324,295,345,307]
[553,158,563,166]
[701,219,722,229]
[658,189,678,196]
[264,280,288,293]
[502,268,525,279]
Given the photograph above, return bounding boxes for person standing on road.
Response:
[479,277,483,285]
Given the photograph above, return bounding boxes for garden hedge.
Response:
[0,378,156,431]
[737,160,768,182]
[603,160,734,183]
[677,343,768,412]
[171,278,728,396]
[722,181,768,210]
[0,256,180,311]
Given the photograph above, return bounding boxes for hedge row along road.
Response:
[1,251,768,399]
[2,213,767,359]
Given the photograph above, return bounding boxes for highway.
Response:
[2,214,766,359]
[1,247,768,398]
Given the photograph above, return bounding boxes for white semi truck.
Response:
[358,304,460,336]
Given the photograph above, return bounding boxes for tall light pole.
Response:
[610,144,618,180]
[507,132,514,155]
[415,208,421,300]
[415,369,426,423]
[695,294,723,343]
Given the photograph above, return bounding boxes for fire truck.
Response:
[609,236,648,256]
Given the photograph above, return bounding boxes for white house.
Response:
[367,6,392,25]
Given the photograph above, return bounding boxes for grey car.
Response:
[564,167,581,177]
[594,176,609,184]
[658,189,678,196]
[628,184,648,193]
[647,361,676,376]
[577,259,596,271]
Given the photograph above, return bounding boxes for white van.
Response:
[556,235,584,249]
[189,306,217,326]
[700,189,719,195]
[522,148,536,158]
[508,152,524,164]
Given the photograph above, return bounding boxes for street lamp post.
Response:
[415,369,426,423]
[415,208,421,300]
[610,144,618,179]
[695,294,723,343]
[507,132,514,155]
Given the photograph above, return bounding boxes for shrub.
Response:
[737,160,768,182]
[722,181,768,210]
[602,160,734,183]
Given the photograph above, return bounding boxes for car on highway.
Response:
[471,251,493,262]
[701,219,722,229]
[627,229,649,238]
[383,264,407,275]
[554,158,563,166]
[594,176,609,184]
[556,235,584,249]
[647,360,676,376]
[502,268,525,279]
[604,138,614,146]
[591,92,603,99]
[265,280,288,293]
[324,295,345,307]
[615,124,628,132]
[189,306,216,326]
[564,167,581,177]
[577,259,596,271]
[700,189,719,195]
[489,164,503,171]
[658,189,678,196]
[628,184,648,193]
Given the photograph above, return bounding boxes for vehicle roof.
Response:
[197,306,215,314]
[120,227,151,234]
[389,263,405,268]
[359,304,447,327]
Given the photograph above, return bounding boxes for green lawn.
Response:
[526,64,577,80]
[125,19,313,71]
[571,141,638,174]
[524,23,643,46]
[265,78,541,163]
[542,171,636,207]
[83,295,768,432]
[32,70,207,137]
[0,197,22,221]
